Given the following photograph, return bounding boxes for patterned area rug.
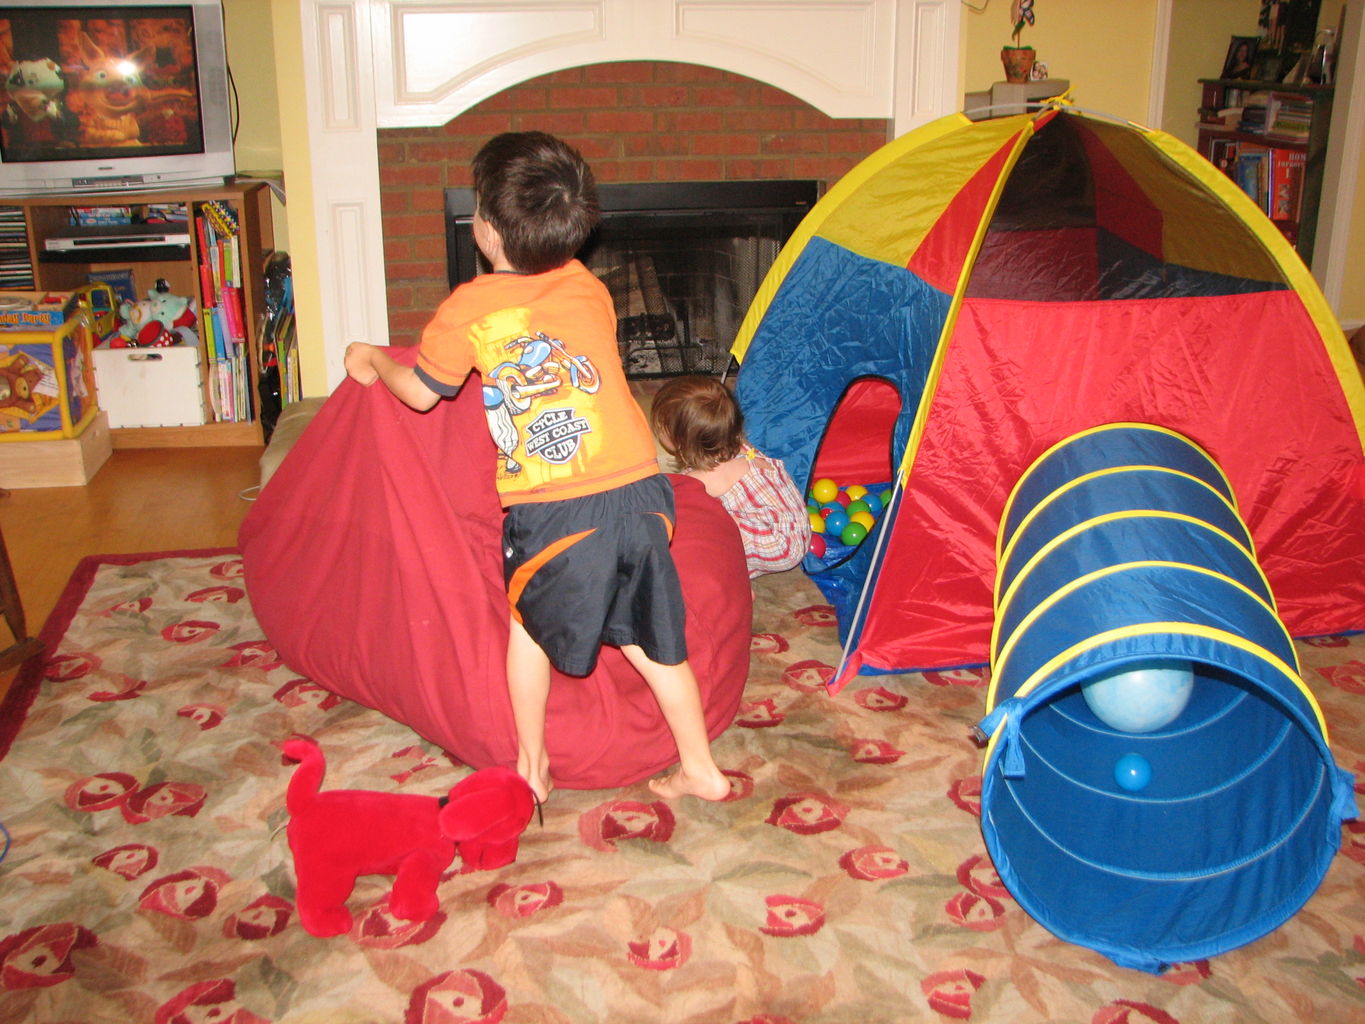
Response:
[2,550,1364,1023]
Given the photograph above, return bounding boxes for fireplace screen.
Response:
[445,180,820,378]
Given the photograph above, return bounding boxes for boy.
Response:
[344,132,729,804]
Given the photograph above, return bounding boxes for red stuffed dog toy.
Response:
[282,736,536,937]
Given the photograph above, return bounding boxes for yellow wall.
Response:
[1321,0,1365,323]
[223,0,287,249]
[960,0,1160,124]
[1162,0,1261,147]
[263,0,326,396]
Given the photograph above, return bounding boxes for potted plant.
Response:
[1001,0,1036,84]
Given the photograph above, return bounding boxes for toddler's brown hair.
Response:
[649,375,745,473]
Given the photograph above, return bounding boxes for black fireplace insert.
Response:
[444,179,820,377]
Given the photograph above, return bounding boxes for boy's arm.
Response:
[345,342,443,411]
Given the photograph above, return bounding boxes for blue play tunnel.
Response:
[976,423,1358,973]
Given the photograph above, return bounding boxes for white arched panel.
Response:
[372,0,896,126]
[304,0,961,389]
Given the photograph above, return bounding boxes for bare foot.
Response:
[516,752,554,804]
[648,767,732,801]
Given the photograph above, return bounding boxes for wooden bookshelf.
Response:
[1196,79,1333,264]
[2,180,273,447]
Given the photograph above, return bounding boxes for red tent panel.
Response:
[854,288,1365,671]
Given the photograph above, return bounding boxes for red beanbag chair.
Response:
[239,348,752,789]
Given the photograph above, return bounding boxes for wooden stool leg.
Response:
[0,524,43,672]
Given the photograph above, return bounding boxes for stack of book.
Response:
[0,208,34,291]
[1263,92,1314,142]
[194,200,251,424]
[1210,140,1305,235]
[1237,100,1268,134]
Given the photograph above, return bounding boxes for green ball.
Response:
[840,521,868,546]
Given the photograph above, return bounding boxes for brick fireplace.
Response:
[297,0,962,389]
[378,61,888,344]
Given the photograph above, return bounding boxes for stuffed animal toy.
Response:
[114,296,154,348]
[112,284,197,348]
[144,285,197,346]
[281,735,536,938]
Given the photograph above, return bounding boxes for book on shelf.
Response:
[1263,91,1313,143]
[1268,147,1306,230]
[1234,145,1270,213]
[193,198,253,424]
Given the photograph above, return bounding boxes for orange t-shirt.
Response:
[416,260,659,505]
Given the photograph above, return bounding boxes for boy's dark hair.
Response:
[472,132,600,275]
[649,375,745,472]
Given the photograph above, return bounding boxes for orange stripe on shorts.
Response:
[507,528,596,619]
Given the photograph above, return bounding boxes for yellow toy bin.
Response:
[0,287,107,442]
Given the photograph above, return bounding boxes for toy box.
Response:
[0,301,100,441]
[91,345,206,428]
[0,290,84,330]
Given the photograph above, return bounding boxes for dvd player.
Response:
[44,223,192,251]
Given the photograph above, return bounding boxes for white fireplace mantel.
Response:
[298,0,962,390]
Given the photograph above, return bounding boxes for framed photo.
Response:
[1222,36,1259,79]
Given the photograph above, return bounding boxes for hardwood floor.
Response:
[0,445,264,700]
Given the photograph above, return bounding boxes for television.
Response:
[0,0,234,196]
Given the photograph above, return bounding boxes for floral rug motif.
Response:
[2,550,1364,1023]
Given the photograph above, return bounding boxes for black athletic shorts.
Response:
[502,474,688,676]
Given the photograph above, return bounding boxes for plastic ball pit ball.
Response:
[1114,753,1153,792]
[1082,660,1195,734]
[811,478,838,504]
[840,521,868,546]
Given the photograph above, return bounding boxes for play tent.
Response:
[731,105,1365,691]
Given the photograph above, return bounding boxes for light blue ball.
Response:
[1114,753,1152,791]
[1082,659,1194,734]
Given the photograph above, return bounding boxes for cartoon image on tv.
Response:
[0,13,202,157]
[2,57,78,149]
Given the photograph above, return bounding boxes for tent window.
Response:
[808,376,899,491]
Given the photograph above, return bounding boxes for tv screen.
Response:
[0,0,233,195]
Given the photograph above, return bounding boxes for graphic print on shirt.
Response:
[475,307,602,482]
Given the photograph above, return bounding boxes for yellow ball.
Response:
[851,510,876,531]
[810,478,838,504]
[846,484,868,501]
[808,510,826,534]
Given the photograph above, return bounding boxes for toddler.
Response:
[650,375,810,578]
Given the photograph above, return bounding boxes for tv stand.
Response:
[3,181,273,448]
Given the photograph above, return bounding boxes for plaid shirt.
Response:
[718,445,811,578]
